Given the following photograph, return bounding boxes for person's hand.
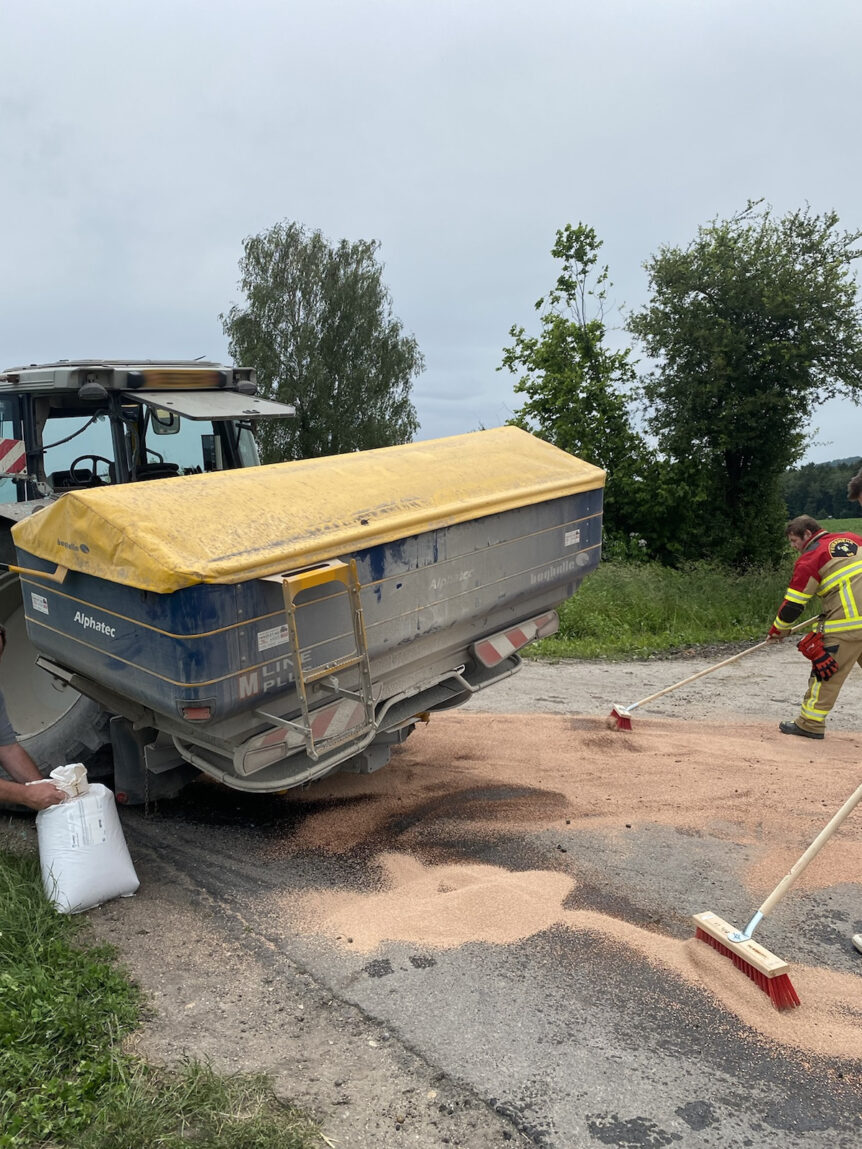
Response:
[766,628,784,643]
[21,781,67,811]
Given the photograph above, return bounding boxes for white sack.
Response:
[48,762,90,799]
[36,783,139,914]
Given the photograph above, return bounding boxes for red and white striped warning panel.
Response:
[472,610,559,668]
[239,695,370,776]
[309,698,367,743]
[0,438,25,475]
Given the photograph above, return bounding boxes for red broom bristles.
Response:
[695,926,800,1010]
[607,707,632,731]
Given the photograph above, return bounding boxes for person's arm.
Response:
[768,555,819,639]
[0,742,66,810]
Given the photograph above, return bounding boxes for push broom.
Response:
[694,778,862,1010]
[607,617,817,731]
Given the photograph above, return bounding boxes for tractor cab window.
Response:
[38,405,259,492]
[116,405,260,480]
[41,411,115,492]
[1,389,268,498]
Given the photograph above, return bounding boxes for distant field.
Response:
[821,517,862,532]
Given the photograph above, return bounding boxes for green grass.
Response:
[0,848,320,1149]
[820,517,862,532]
[529,559,794,659]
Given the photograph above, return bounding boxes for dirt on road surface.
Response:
[6,644,862,1147]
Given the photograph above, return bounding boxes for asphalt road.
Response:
[107,661,862,1149]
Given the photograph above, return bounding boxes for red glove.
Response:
[797,632,839,681]
[768,624,784,639]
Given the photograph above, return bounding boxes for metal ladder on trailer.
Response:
[278,558,375,762]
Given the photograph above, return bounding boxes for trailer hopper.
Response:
[11,426,604,796]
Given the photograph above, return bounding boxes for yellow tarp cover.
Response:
[12,426,605,594]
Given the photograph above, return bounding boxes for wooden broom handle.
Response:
[628,644,768,710]
[758,780,862,917]
[628,616,817,712]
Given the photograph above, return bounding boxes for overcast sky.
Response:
[2,0,860,464]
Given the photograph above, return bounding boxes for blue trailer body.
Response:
[15,488,601,730]
[10,427,605,792]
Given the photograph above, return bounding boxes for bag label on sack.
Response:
[67,807,107,849]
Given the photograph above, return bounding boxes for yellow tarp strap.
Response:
[11,426,605,594]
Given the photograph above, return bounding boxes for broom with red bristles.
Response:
[694,778,862,1010]
[607,617,817,731]
[607,644,768,731]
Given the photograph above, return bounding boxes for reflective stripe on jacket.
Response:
[772,530,862,635]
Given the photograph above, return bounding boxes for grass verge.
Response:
[529,559,794,660]
[0,847,320,1149]
[820,516,862,532]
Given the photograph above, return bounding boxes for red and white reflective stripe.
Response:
[475,628,528,667]
[310,698,366,742]
[0,438,26,475]
[245,697,366,758]
[473,611,559,668]
[256,726,290,749]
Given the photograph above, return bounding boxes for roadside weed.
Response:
[74,1061,320,1149]
[0,850,139,1146]
[0,848,320,1149]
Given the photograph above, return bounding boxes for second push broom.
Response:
[693,777,862,1010]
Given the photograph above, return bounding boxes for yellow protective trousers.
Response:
[796,629,862,733]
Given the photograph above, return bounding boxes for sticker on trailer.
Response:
[30,592,49,615]
[257,623,291,652]
[564,529,581,546]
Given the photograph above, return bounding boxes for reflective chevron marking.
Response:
[473,611,559,668]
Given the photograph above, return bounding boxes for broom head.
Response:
[693,911,800,1010]
[607,706,633,731]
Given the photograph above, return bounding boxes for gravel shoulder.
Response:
[466,642,862,728]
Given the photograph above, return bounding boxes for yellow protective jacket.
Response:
[771,529,862,636]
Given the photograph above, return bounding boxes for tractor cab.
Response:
[0,360,294,510]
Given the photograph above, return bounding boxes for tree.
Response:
[500,224,652,543]
[627,202,862,566]
[780,458,862,519]
[221,221,422,462]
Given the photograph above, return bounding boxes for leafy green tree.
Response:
[628,202,862,566]
[500,223,652,543]
[221,221,422,461]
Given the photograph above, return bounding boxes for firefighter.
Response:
[767,515,862,738]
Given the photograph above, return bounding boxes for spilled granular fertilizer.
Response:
[291,850,862,1062]
[268,712,862,1065]
[299,853,574,949]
